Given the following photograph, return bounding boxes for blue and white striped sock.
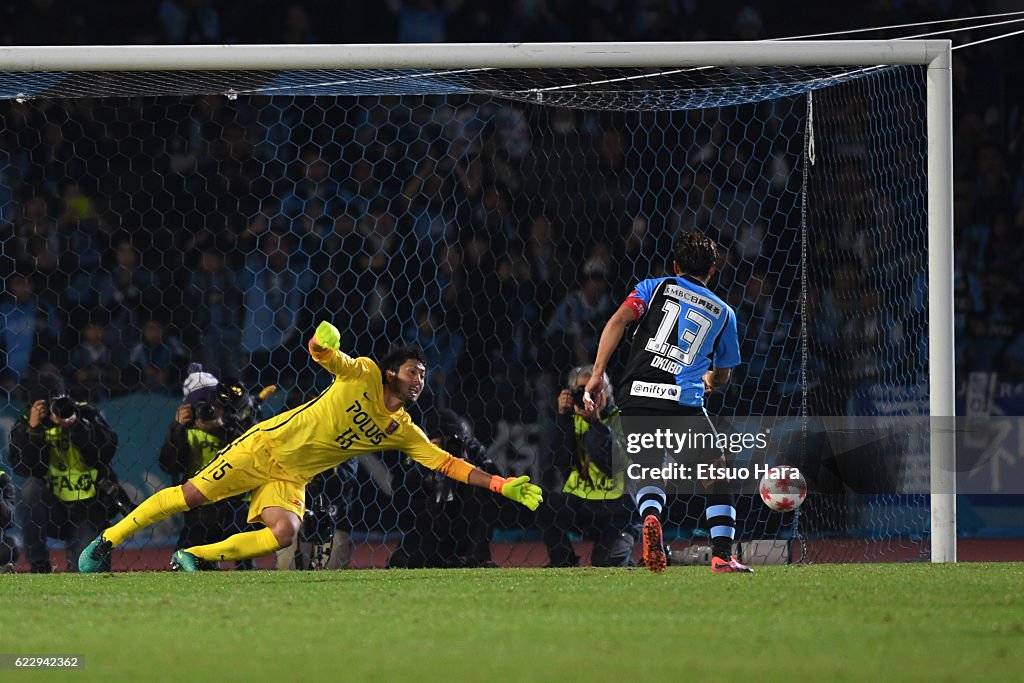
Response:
[635,485,666,522]
[706,494,736,559]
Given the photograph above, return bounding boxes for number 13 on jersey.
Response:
[644,300,713,368]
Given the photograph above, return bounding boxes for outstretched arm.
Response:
[469,469,543,511]
[308,321,364,378]
[309,320,340,355]
[584,304,639,403]
[403,430,543,511]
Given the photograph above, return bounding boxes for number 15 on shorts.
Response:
[199,457,234,482]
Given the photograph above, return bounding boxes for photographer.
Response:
[388,409,501,568]
[9,374,119,573]
[158,364,258,570]
[538,365,635,567]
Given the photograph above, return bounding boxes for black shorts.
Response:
[620,404,725,466]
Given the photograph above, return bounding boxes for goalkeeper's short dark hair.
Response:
[674,230,720,278]
[378,346,426,383]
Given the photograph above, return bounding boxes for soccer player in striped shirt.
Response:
[80,322,542,572]
[585,231,753,574]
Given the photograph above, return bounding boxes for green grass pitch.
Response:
[5,564,1024,682]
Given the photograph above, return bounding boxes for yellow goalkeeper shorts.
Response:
[189,431,306,525]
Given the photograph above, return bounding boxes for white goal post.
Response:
[0,40,955,563]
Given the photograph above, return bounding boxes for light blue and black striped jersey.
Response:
[618,275,741,410]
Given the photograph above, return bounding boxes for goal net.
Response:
[0,43,953,570]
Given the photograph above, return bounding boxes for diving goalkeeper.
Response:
[79,322,543,572]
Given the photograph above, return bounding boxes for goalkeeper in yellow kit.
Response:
[79,322,543,572]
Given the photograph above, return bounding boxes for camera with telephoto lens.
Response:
[215,380,256,440]
[50,395,78,421]
[441,434,466,459]
[192,400,217,422]
[570,386,588,409]
[433,409,488,466]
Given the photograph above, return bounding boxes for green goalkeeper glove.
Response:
[314,321,340,351]
[490,475,543,511]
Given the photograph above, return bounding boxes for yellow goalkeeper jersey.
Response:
[247,340,474,484]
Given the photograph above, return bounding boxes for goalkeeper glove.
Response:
[314,321,340,351]
[490,475,543,511]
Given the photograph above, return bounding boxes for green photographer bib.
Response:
[562,415,625,501]
[187,428,224,474]
[44,427,98,502]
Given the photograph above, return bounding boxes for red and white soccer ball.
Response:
[759,466,807,512]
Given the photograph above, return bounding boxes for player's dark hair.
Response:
[378,346,426,384]
[673,230,720,279]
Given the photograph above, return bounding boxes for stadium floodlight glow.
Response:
[0,40,954,564]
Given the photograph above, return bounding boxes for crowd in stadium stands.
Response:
[0,1,853,47]
[0,0,1022,430]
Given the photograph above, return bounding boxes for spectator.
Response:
[281,149,341,224]
[353,208,401,348]
[524,214,567,312]
[538,365,634,567]
[56,180,99,233]
[11,194,71,297]
[402,157,458,260]
[0,273,62,392]
[433,242,466,312]
[734,271,793,413]
[13,197,58,262]
[814,262,882,406]
[592,128,631,238]
[183,246,242,379]
[471,185,517,247]
[337,159,384,219]
[237,231,315,387]
[406,306,464,410]
[495,255,539,367]
[234,210,274,267]
[734,5,765,41]
[455,232,498,381]
[616,216,659,296]
[387,0,464,43]
[159,0,221,44]
[126,319,188,393]
[89,239,162,355]
[59,181,103,274]
[279,3,317,43]
[9,374,120,572]
[582,240,614,281]
[67,319,121,402]
[545,272,614,369]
